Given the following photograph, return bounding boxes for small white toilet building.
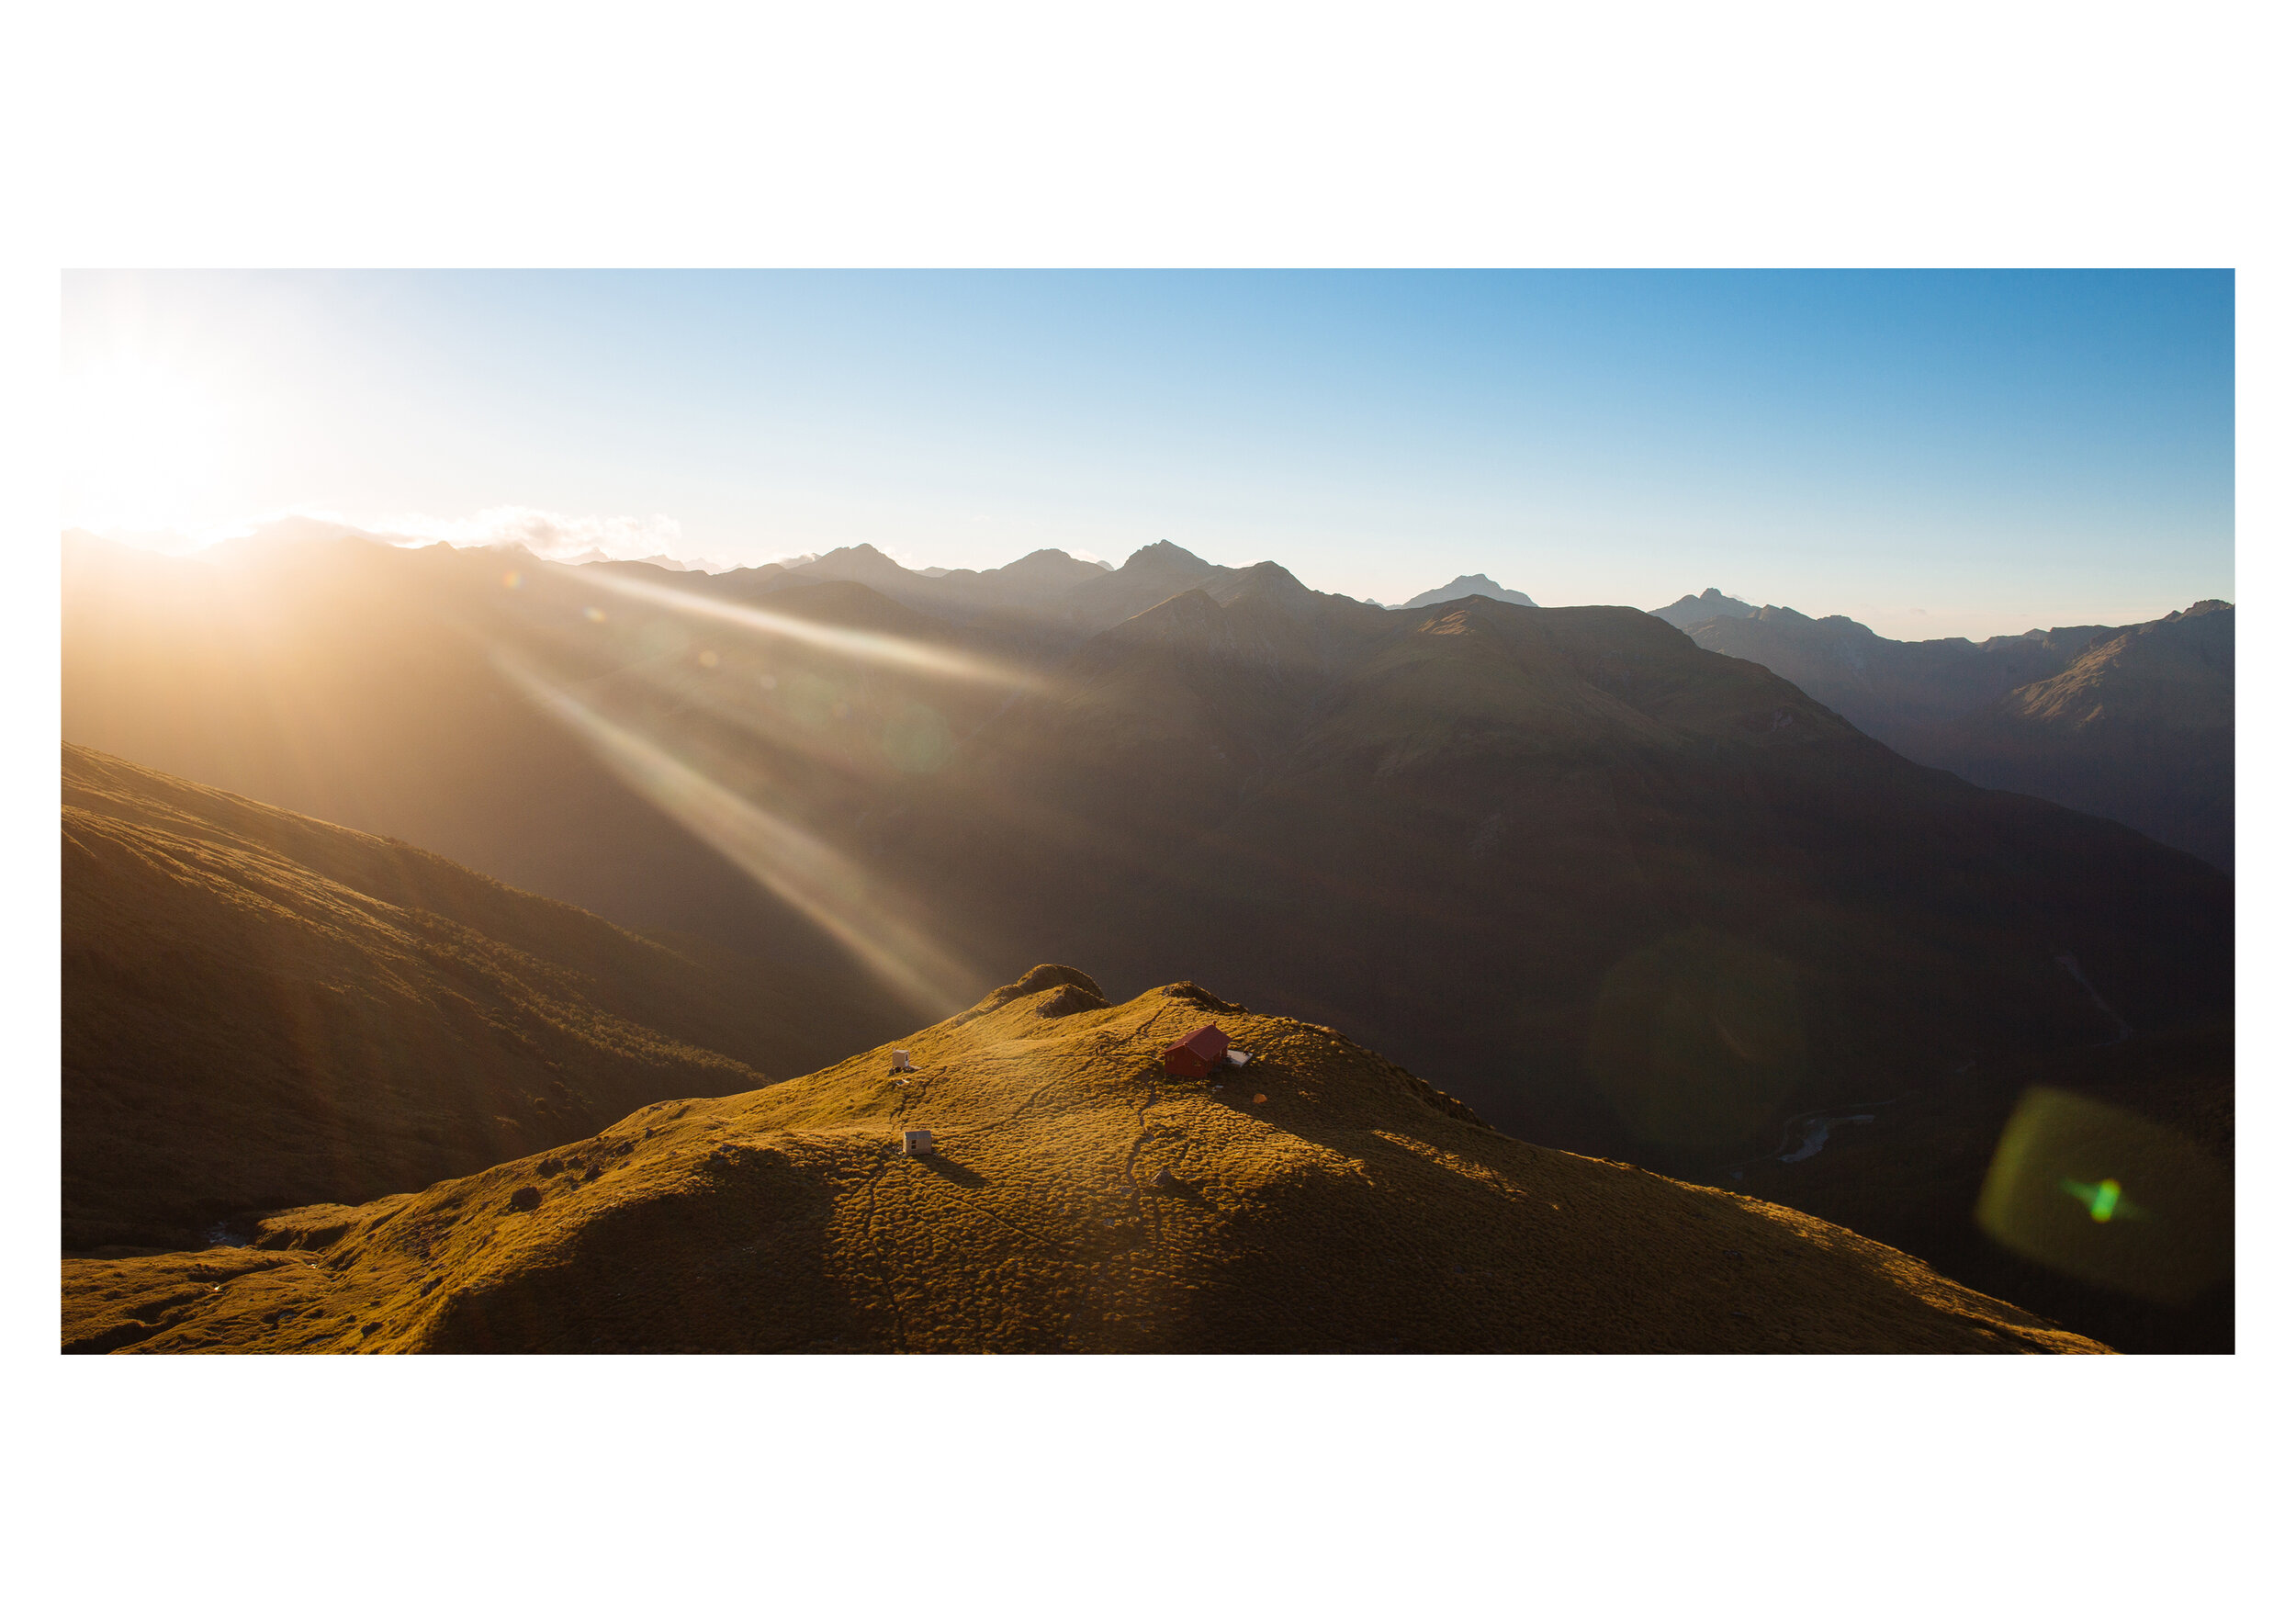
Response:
[902,1129,934,1157]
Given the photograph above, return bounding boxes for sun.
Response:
[62,353,235,531]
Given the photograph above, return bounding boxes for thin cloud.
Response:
[362,506,690,563]
[83,506,715,567]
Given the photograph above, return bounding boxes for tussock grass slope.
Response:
[64,967,2108,1353]
[62,744,903,1250]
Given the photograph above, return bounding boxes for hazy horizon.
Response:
[63,270,2233,640]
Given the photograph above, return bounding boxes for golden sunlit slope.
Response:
[62,745,905,1251]
[62,968,2108,1353]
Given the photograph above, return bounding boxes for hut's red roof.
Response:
[1173,1024,1230,1060]
[1159,1024,1233,1078]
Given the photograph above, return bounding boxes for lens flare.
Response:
[1976,1088,2229,1306]
[2058,1176,2144,1224]
[490,647,977,1016]
[572,568,1039,690]
[1584,928,1808,1150]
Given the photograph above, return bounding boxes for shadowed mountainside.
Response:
[62,745,906,1251]
[61,967,2110,1354]
[1918,601,2233,872]
[879,589,2232,1164]
[1671,596,2231,870]
[1679,601,2112,745]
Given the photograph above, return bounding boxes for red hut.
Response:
[1161,1023,1232,1079]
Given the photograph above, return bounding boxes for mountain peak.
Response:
[1122,539,1213,574]
[1212,559,1317,614]
[987,547,1109,580]
[1649,588,1756,629]
[2168,599,2233,621]
[1106,587,1226,645]
[814,543,899,567]
[1401,574,1536,610]
[1750,603,1834,630]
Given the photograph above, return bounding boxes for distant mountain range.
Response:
[1652,592,2232,871]
[63,531,2231,1176]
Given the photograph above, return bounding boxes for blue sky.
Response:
[62,269,2232,639]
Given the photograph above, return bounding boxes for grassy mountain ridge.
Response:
[62,966,2109,1354]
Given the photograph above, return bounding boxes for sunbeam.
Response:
[490,647,979,1017]
[568,567,1041,691]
